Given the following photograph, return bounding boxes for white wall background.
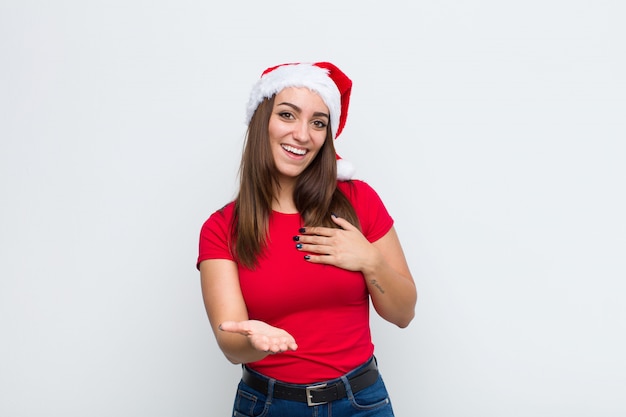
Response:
[1,1,624,416]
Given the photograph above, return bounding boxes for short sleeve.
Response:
[338,180,394,242]
[196,203,236,268]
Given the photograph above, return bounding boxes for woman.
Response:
[197,62,416,416]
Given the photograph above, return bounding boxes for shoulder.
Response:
[337,180,393,242]
[337,178,373,193]
[201,201,236,232]
[198,201,237,267]
[337,179,381,202]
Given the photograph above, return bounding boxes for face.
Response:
[268,87,329,185]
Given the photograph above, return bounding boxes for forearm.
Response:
[362,249,417,328]
[201,260,274,364]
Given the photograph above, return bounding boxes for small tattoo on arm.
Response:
[369,279,385,294]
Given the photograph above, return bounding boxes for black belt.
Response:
[241,358,379,406]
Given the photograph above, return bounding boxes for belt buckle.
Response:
[305,383,328,406]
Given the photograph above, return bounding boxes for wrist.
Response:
[361,246,384,277]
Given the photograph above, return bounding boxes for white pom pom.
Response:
[337,158,356,181]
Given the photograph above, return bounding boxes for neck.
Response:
[272,179,298,213]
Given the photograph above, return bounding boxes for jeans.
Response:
[232,357,395,417]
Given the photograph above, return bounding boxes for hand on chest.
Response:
[238,212,367,321]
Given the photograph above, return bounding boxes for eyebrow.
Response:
[276,102,330,120]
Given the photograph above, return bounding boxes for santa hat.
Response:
[245,62,355,180]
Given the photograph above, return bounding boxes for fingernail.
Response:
[331,212,338,218]
[295,243,302,249]
[304,255,310,260]
[292,235,300,241]
[299,227,306,233]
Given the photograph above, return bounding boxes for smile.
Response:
[281,144,307,156]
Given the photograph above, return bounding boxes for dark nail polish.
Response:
[299,227,306,233]
[331,212,338,218]
[296,243,302,249]
[304,255,310,260]
[292,235,299,241]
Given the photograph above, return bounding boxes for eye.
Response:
[278,111,294,120]
[312,120,327,129]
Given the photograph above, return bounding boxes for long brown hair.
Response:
[233,95,360,269]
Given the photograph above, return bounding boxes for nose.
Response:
[292,120,310,143]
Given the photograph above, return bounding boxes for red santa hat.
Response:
[245,62,356,180]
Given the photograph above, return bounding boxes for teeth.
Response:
[282,145,307,155]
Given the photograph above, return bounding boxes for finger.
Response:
[268,340,298,353]
[331,213,357,230]
[279,335,298,351]
[298,226,334,237]
[266,344,279,354]
[304,254,335,265]
[266,341,286,354]
[298,243,333,255]
[218,321,247,335]
[298,233,334,246]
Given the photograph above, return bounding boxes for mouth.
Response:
[281,144,307,156]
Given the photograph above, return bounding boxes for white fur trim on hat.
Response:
[245,63,342,139]
[337,158,356,181]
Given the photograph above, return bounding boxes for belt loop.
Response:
[339,374,354,400]
[266,377,276,404]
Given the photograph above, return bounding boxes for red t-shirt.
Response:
[197,180,393,383]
